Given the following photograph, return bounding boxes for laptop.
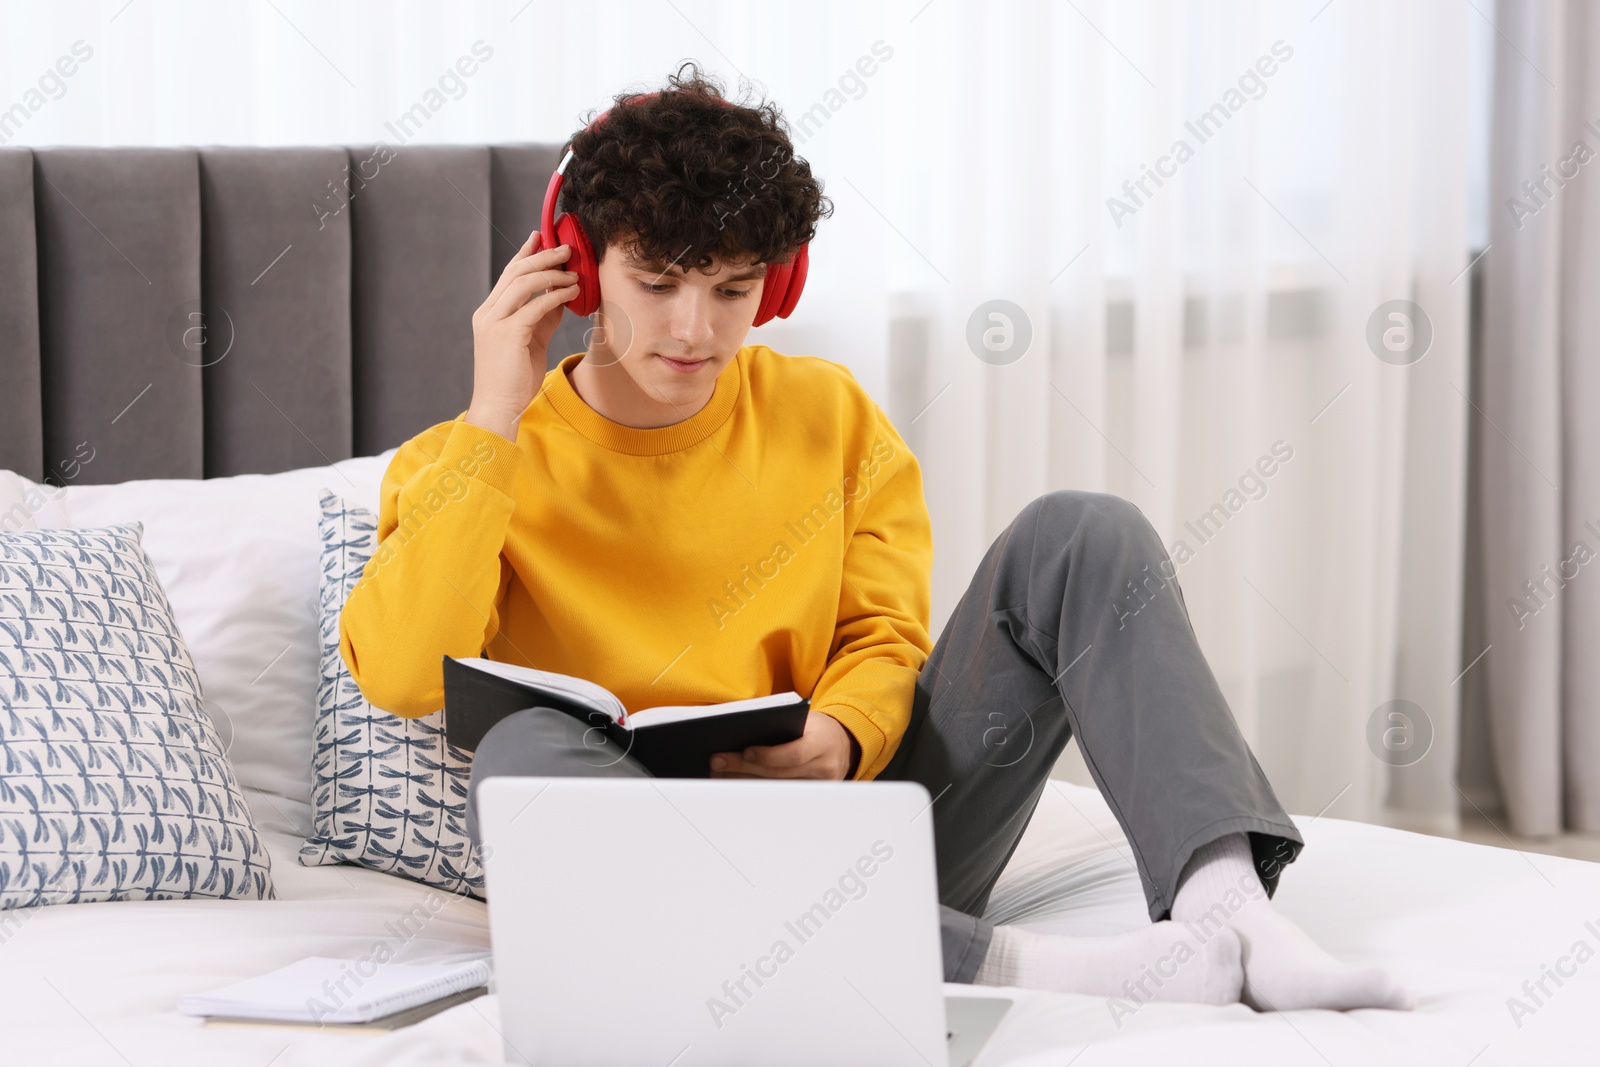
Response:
[477,777,1012,1067]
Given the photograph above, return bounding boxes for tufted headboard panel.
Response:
[0,143,592,485]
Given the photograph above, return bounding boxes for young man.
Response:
[339,68,1412,1012]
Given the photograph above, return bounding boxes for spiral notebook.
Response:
[179,956,491,1028]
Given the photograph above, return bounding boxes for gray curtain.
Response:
[1476,0,1600,835]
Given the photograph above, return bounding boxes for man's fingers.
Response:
[512,228,537,261]
[715,762,818,780]
[504,283,579,327]
[492,267,580,320]
[489,262,564,319]
[710,750,755,775]
[485,230,539,305]
[487,232,569,307]
[741,740,809,768]
[711,749,820,778]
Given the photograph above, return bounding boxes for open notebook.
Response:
[178,956,491,1028]
[441,655,810,776]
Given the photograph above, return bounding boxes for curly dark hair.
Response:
[559,62,834,274]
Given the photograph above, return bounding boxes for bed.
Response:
[7,749,1597,1064]
[2,143,1596,1066]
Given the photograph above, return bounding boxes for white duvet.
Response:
[5,778,1595,1067]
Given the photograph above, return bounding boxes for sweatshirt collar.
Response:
[542,348,744,456]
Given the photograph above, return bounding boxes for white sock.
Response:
[1171,833,1414,1012]
[972,920,1243,1005]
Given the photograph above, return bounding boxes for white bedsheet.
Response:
[4,780,1594,1066]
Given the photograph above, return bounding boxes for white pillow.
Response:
[26,449,399,808]
[0,470,73,533]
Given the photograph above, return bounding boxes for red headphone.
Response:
[536,92,809,328]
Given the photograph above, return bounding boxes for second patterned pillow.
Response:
[297,491,484,897]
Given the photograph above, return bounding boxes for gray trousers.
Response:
[464,489,1304,983]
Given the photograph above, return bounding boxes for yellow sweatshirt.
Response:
[338,345,935,781]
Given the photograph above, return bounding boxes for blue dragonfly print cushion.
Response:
[0,523,274,909]
[299,491,484,897]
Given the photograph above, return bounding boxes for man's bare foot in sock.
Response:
[1173,833,1414,1012]
[972,919,1244,1005]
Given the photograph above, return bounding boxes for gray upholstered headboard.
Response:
[0,143,593,486]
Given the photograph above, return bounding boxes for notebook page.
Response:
[455,658,626,723]
[625,690,804,729]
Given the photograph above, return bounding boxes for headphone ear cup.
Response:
[555,212,601,317]
[774,243,808,320]
[752,244,809,327]
[752,260,790,328]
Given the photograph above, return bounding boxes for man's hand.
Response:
[464,230,581,442]
[710,711,857,781]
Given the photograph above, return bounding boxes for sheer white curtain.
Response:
[1,0,1482,827]
[1472,0,1600,837]
[879,0,1477,830]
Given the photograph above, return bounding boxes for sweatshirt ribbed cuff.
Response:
[815,702,888,781]
[438,417,524,496]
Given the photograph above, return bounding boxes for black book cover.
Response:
[440,655,810,778]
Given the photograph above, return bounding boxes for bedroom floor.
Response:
[1448,814,1600,863]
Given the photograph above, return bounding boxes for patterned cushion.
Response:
[298,492,484,896]
[0,523,274,908]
